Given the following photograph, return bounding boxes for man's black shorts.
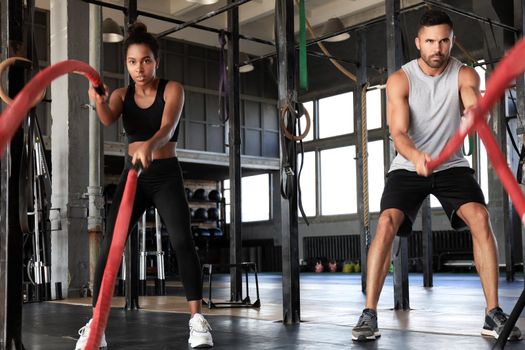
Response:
[380,167,486,236]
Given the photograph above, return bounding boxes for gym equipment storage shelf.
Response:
[184,179,225,263]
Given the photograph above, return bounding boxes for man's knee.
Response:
[376,209,404,241]
[459,203,490,229]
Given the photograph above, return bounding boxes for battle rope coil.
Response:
[425,37,525,348]
[85,162,142,350]
[0,59,104,157]
[0,57,45,106]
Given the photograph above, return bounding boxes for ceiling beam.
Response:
[239,0,273,25]
[170,0,200,17]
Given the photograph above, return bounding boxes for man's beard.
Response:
[422,53,448,69]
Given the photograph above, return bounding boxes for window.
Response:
[302,101,314,142]
[475,62,486,93]
[298,151,316,216]
[368,140,385,212]
[320,146,357,215]
[224,174,271,223]
[480,141,489,202]
[366,89,382,130]
[319,92,354,138]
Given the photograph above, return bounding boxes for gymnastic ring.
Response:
[279,103,311,141]
[0,57,46,106]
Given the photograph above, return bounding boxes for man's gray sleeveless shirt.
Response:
[389,57,470,173]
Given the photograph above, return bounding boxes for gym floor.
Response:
[23,273,525,349]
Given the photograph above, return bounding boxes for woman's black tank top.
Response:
[122,79,180,143]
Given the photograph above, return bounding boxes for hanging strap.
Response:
[280,101,311,225]
[298,0,308,91]
[218,30,229,123]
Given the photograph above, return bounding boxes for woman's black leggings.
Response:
[92,157,202,306]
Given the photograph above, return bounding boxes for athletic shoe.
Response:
[188,313,214,348]
[74,318,107,349]
[481,307,522,340]
[352,308,381,341]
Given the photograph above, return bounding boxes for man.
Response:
[351,9,522,342]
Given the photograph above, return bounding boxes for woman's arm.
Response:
[88,85,124,126]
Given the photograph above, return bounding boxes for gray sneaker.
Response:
[352,308,380,341]
[481,307,522,341]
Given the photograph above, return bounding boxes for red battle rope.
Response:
[85,163,142,350]
[0,59,104,157]
[426,37,525,224]
[0,59,136,349]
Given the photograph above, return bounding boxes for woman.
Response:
[75,22,213,349]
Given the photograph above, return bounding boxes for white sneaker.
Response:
[188,313,214,348]
[74,318,107,349]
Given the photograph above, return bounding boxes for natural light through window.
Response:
[319,92,354,138]
[321,146,357,215]
[299,151,316,216]
[368,140,384,212]
[366,88,382,130]
[224,174,270,223]
[303,101,314,142]
[480,141,489,202]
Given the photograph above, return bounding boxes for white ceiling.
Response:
[36,0,423,56]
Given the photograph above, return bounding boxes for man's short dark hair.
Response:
[419,9,453,30]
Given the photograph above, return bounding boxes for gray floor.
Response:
[21,273,525,349]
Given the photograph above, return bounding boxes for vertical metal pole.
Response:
[421,197,433,287]
[124,0,140,310]
[518,0,525,289]
[6,0,25,346]
[276,0,300,324]
[139,212,147,295]
[227,0,242,302]
[354,30,368,294]
[386,0,409,310]
[88,3,104,297]
[488,80,513,281]
[0,0,10,345]
[503,25,516,282]
[154,209,165,295]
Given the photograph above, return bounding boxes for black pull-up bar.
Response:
[80,0,273,46]
[157,0,253,39]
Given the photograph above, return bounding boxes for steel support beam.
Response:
[0,0,9,345]
[421,197,433,287]
[486,2,518,281]
[354,30,369,294]
[518,0,525,290]
[492,5,525,347]
[276,0,300,324]
[1,0,25,347]
[124,0,140,311]
[245,2,426,68]
[80,0,273,46]
[386,0,410,311]
[158,0,253,38]
[227,0,243,302]
[88,2,104,298]
[423,0,519,33]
